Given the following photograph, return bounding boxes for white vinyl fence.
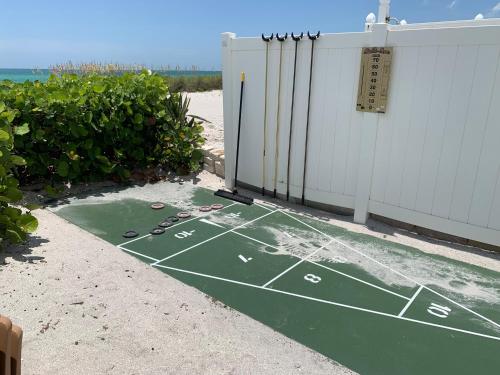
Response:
[221,17,500,247]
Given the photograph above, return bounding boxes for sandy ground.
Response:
[1,172,355,375]
[2,173,500,375]
[187,90,224,151]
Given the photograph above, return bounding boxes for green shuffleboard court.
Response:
[54,187,500,374]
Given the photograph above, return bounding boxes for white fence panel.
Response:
[398,45,438,210]
[414,45,458,214]
[223,32,368,209]
[431,45,478,219]
[449,45,500,223]
[222,20,500,246]
[369,24,500,246]
[468,53,500,229]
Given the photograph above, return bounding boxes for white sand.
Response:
[1,172,353,375]
[3,173,500,374]
[186,90,224,151]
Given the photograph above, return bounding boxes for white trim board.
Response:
[368,200,500,246]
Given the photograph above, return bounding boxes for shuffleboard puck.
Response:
[177,211,191,219]
[158,220,173,228]
[151,202,165,210]
[123,230,139,238]
[150,227,165,235]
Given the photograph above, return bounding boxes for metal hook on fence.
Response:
[307,31,320,40]
[262,33,274,42]
[276,32,288,41]
[291,32,303,41]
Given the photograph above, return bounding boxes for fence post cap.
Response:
[366,12,376,24]
[221,32,236,47]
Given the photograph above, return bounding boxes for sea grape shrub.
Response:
[0,71,204,183]
[0,101,38,247]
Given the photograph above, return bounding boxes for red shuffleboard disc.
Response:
[150,202,165,210]
[176,211,191,219]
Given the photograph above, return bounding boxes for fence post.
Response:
[221,32,236,190]
[378,0,390,23]
[353,22,389,224]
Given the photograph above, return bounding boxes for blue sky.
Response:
[1,0,500,69]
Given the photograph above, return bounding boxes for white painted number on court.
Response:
[225,212,241,219]
[304,274,322,284]
[238,254,252,263]
[427,303,451,318]
[175,230,196,239]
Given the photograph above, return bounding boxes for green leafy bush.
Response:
[0,101,38,247]
[0,72,204,183]
[156,93,205,173]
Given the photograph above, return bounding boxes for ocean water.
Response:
[0,68,221,83]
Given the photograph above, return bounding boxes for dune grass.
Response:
[165,74,222,92]
[48,62,222,93]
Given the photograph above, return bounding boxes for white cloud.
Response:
[492,2,500,13]
[447,0,457,9]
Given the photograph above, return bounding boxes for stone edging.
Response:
[202,146,224,178]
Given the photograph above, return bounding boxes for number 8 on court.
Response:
[304,274,322,284]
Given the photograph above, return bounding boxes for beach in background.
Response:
[0,68,221,83]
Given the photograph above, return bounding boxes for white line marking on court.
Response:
[262,239,334,287]
[238,254,252,263]
[423,286,500,330]
[253,202,276,212]
[150,209,279,266]
[279,209,500,330]
[310,261,410,301]
[118,233,152,247]
[125,200,500,337]
[231,230,410,300]
[117,245,160,262]
[152,264,500,342]
[232,230,281,248]
[116,202,237,247]
[154,264,266,287]
[199,218,225,228]
[398,286,424,317]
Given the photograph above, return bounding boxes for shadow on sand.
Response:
[1,235,50,265]
[22,171,203,209]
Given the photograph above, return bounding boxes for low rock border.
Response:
[202,146,224,178]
